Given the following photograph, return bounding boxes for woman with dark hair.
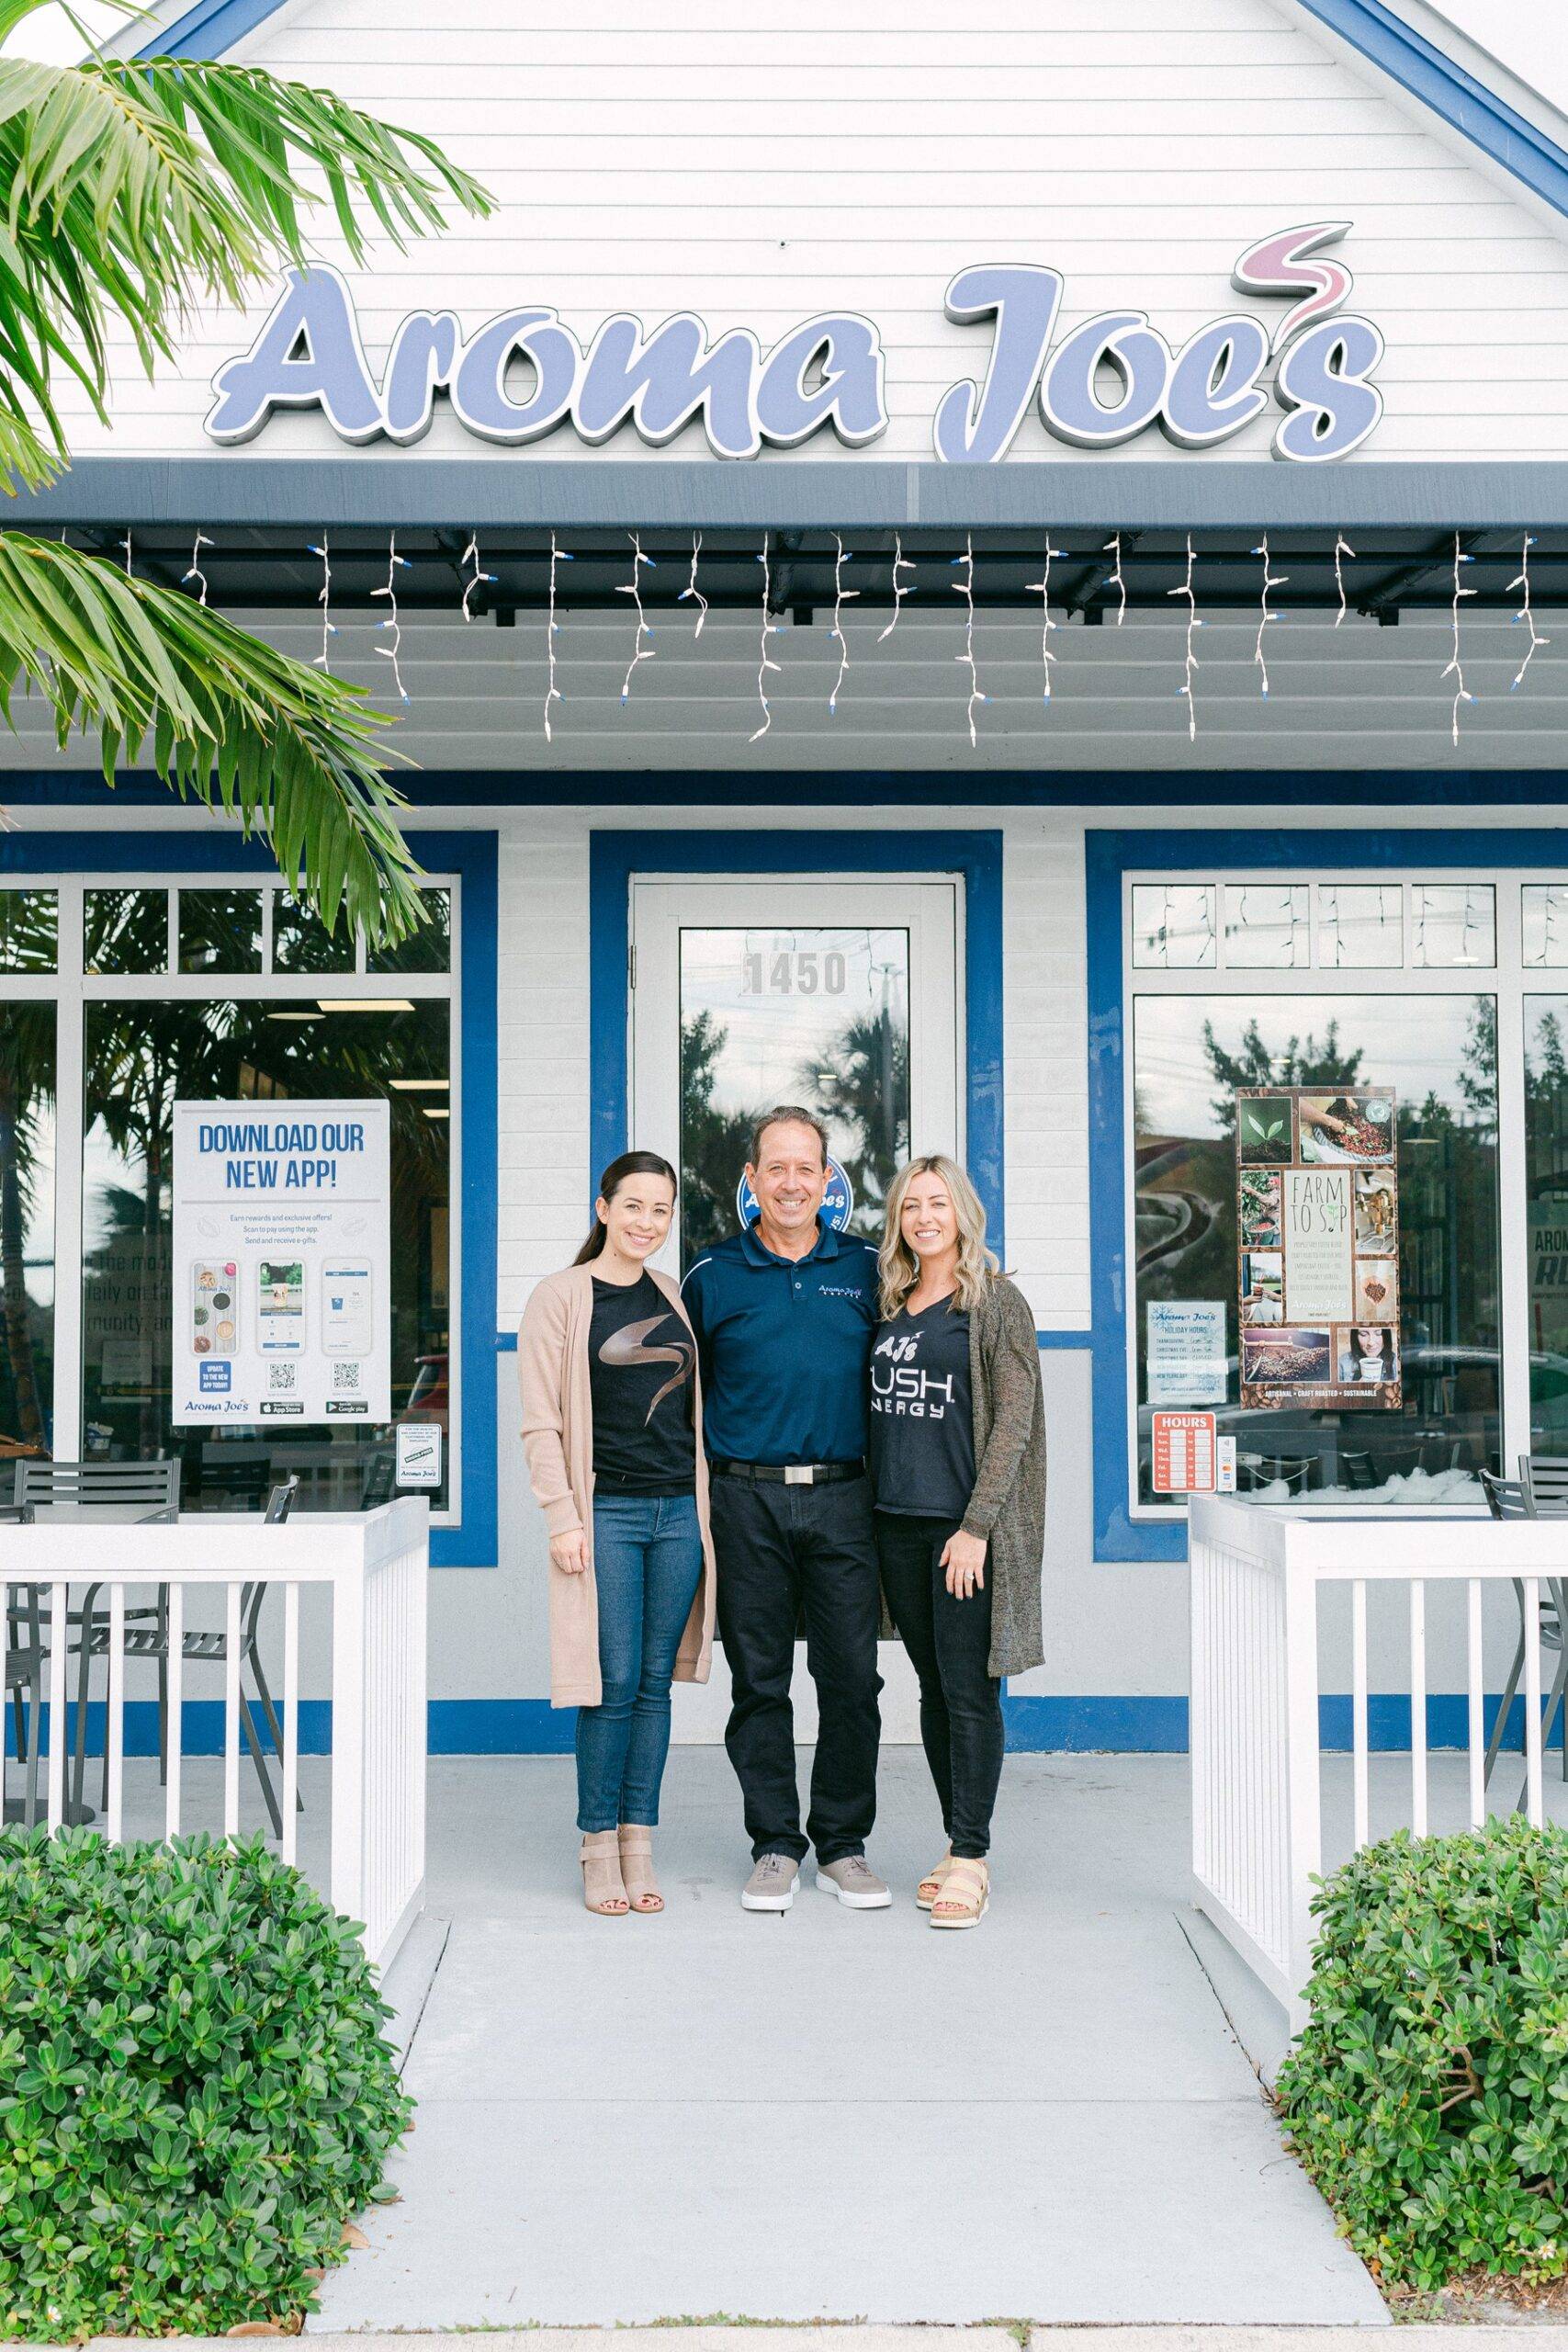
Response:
[520,1152,716,1916]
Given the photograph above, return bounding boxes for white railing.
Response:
[2,1497,427,1969]
[1190,1494,1563,2034]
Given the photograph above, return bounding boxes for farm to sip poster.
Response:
[1235,1086,1401,1411]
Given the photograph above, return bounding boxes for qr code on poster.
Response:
[267,1362,297,1392]
[332,1361,362,1391]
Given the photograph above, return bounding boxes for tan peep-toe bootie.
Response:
[618,1826,664,1914]
[581,1830,629,1915]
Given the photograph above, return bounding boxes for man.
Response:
[682,1105,888,1913]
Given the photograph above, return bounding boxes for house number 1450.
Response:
[743,950,847,996]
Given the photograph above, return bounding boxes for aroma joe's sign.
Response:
[205,223,1382,466]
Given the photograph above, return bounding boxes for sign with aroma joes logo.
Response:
[206,225,1382,465]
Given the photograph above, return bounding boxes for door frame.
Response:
[589,829,1006,1250]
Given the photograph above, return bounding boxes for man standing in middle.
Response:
[682,1104,888,1914]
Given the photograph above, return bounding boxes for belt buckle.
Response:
[784,1464,814,1487]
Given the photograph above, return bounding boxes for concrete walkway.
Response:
[313,1752,1385,2330]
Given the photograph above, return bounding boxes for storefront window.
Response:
[0,1001,55,1464]
[1524,999,1568,1450]
[1133,990,1501,1503]
[80,995,451,1510]
[677,925,910,1266]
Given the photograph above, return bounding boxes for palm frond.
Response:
[0,532,426,944]
[0,53,491,486]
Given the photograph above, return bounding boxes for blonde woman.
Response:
[870,1156,1045,1928]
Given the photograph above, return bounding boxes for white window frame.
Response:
[0,873,462,1525]
[1122,865,1541,1526]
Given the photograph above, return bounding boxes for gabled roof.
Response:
[131,0,1568,220]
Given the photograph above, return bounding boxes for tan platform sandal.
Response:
[618,1826,663,1915]
[931,1857,988,1929]
[581,1830,629,1916]
[916,1849,954,1910]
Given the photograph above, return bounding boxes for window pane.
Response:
[1318,884,1403,969]
[368,888,450,975]
[1525,999,1568,1450]
[0,890,57,974]
[274,891,355,975]
[1522,886,1568,968]
[178,889,263,974]
[0,1001,55,1472]
[1131,885,1215,968]
[1413,884,1495,968]
[678,926,909,1269]
[81,998,451,1510]
[85,888,167,975]
[1223,884,1307,969]
[1133,992,1500,1505]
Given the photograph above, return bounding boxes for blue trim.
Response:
[0,827,499,1570]
[134,0,296,61]
[9,769,1568,815]
[1037,1330,1092,1350]
[1294,0,1568,222]
[19,1690,1555,1758]
[495,1330,518,1352]
[1088,824,1568,1564]
[588,830,1006,1255]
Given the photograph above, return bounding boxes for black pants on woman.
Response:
[875,1511,1005,1860]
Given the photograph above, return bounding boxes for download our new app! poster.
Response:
[171,1100,390,1426]
[1235,1086,1401,1411]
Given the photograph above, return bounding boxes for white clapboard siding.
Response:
[35,0,1568,464]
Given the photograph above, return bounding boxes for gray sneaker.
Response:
[815,1854,892,1909]
[741,1853,800,1912]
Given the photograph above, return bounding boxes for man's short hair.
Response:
[749,1103,829,1168]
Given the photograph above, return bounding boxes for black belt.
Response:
[712,1458,863,1487]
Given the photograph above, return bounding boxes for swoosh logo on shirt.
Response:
[599,1315,696,1423]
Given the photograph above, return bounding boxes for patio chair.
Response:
[78,1475,302,1835]
[1483,1466,1568,1790]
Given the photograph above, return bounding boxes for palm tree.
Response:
[0,0,491,943]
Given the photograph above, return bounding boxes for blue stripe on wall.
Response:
[14,1692,1559,1759]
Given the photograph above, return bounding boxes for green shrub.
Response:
[0,1827,410,2340]
[1277,1812,1568,2290]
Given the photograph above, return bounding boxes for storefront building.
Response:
[7,0,1568,1748]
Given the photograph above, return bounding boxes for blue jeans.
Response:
[577,1491,704,1834]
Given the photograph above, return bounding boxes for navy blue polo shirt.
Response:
[681,1220,879,1466]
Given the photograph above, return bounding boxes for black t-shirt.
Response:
[588,1272,697,1496]
[869,1296,976,1521]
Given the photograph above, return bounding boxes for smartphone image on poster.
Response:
[321,1261,373,1357]
[190,1260,239,1356]
[257,1259,306,1352]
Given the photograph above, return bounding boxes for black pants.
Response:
[711,1470,883,1866]
[875,1511,1005,1860]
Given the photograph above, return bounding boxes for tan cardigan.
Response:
[518,1262,716,1708]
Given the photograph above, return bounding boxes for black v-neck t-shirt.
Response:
[869,1295,976,1521]
[588,1272,697,1497]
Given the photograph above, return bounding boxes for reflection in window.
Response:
[1524,1000,1568,1451]
[0,891,57,974]
[678,927,909,1268]
[1413,884,1495,969]
[178,889,263,974]
[1133,993,1500,1504]
[274,891,355,975]
[1318,884,1403,968]
[1523,887,1568,968]
[368,888,450,975]
[1224,884,1307,968]
[85,888,167,976]
[1131,885,1215,968]
[0,1002,55,1467]
[80,999,451,1510]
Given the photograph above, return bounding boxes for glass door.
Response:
[629,876,964,1743]
[629,879,962,1274]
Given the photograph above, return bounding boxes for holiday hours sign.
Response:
[171,1102,391,1427]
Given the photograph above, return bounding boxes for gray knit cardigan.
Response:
[875,1272,1046,1679]
[960,1272,1047,1679]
